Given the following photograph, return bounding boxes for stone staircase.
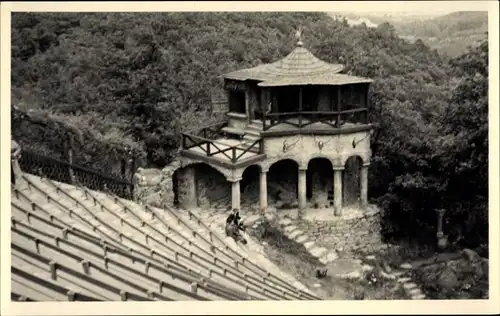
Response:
[221,120,263,151]
[277,216,427,300]
[278,217,338,265]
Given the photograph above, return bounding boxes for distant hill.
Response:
[330,11,488,57]
[329,11,447,27]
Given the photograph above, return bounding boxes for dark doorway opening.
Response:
[229,90,246,114]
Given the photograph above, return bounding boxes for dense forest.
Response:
[11,12,488,248]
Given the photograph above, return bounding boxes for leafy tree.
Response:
[10,12,488,248]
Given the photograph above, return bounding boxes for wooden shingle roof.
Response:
[224,41,372,86]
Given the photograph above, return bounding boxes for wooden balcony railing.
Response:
[181,133,263,163]
[262,108,368,131]
[196,122,227,139]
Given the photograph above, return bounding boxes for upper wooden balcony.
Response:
[258,108,371,136]
[180,123,266,169]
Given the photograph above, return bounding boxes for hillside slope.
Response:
[11,12,449,168]
[11,12,488,252]
[394,11,488,57]
[330,11,487,57]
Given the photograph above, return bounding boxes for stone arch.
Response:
[306,157,333,207]
[179,158,232,179]
[240,164,262,210]
[305,154,335,168]
[173,162,230,210]
[260,157,300,174]
[343,155,363,207]
[340,152,370,167]
[268,159,299,209]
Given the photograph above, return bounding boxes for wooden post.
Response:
[298,87,303,127]
[232,147,237,163]
[364,84,370,124]
[121,157,127,179]
[336,86,341,128]
[329,87,335,124]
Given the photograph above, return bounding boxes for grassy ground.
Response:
[250,222,408,300]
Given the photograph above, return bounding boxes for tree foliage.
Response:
[11,12,489,247]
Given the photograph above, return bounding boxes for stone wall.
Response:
[134,160,181,209]
[196,164,230,209]
[135,161,232,210]
[296,207,383,255]
[262,131,371,170]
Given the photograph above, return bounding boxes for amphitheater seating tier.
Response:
[10,173,318,301]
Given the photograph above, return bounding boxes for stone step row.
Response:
[279,215,428,300]
[366,255,426,300]
[278,218,338,265]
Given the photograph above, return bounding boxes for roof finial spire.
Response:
[295,26,303,47]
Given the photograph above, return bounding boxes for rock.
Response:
[362,264,373,272]
[264,213,276,222]
[340,271,362,280]
[304,241,315,249]
[400,263,413,270]
[409,288,421,295]
[319,257,329,265]
[313,283,322,288]
[481,258,489,279]
[403,282,417,290]
[288,230,303,240]
[412,294,426,300]
[325,252,338,262]
[397,277,411,283]
[284,225,298,233]
[391,271,405,278]
[382,262,392,273]
[310,247,328,258]
[437,265,459,290]
[380,271,396,280]
[279,218,292,226]
[244,214,260,227]
[296,235,309,243]
[462,248,481,263]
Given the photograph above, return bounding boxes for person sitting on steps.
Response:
[225,208,247,245]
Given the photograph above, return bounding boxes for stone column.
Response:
[333,167,343,216]
[245,88,250,119]
[178,167,197,209]
[231,178,241,210]
[435,209,448,249]
[259,169,268,212]
[298,167,307,210]
[360,163,369,208]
